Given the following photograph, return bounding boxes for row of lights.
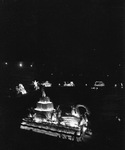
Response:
[14,80,124,96]
[3,62,33,68]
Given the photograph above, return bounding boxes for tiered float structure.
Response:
[20,89,92,142]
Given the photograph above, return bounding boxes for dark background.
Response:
[0,0,124,83]
[0,1,124,149]
[0,0,123,65]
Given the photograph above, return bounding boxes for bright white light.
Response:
[5,62,8,65]
[19,62,23,67]
[30,64,33,67]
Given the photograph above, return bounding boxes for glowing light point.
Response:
[118,118,121,122]
[116,116,121,122]
[19,62,23,68]
[5,62,8,65]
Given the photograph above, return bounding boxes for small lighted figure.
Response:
[16,83,27,95]
[41,81,52,87]
[71,106,80,118]
[51,110,58,122]
[32,80,40,90]
[63,81,75,87]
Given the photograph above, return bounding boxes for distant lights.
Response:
[114,83,124,88]
[91,87,98,90]
[63,81,75,87]
[5,62,8,65]
[118,64,121,67]
[121,83,123,88]
[41,81,52,87]
[94,81,105,87]
[18,62,23,68]
[30,63,34,67]
[116,116,121,122]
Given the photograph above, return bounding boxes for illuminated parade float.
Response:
[20,89,92,142]
[16,83,27,95]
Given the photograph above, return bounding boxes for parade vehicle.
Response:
[20,89,92,142]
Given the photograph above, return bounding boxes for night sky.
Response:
[0,0,123,77]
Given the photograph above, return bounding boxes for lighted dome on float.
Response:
[35,89,55,112]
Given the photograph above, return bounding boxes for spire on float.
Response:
[41,88,46,97]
